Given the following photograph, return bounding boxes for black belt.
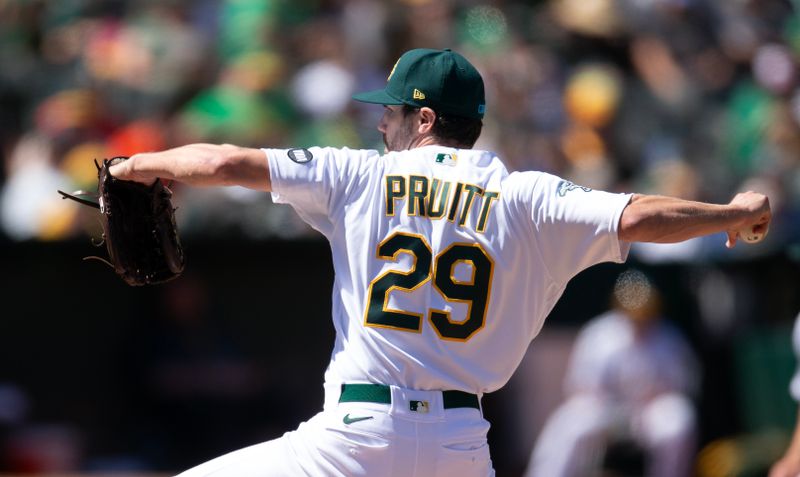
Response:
[339,383,480,410]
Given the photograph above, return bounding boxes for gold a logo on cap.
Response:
[388,59,400,81]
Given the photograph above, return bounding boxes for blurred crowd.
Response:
[0,0,799,250]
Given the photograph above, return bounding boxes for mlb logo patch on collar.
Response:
[435,153,457,166]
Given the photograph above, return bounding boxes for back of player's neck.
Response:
[411,135,464,150]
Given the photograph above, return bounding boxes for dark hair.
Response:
[402,105,483,148]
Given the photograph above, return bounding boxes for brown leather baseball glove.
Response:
[59,157,185,286]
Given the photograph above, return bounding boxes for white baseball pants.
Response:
[177,385,495,477]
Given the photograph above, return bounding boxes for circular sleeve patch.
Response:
[287,148,314,164]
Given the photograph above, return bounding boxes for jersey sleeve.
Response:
[265,147,380,237]
[508,172,633,286]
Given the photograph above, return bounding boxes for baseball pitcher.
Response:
[108,48,772,476]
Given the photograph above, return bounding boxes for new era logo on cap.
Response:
[413,89,426,100]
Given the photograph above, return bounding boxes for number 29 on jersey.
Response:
[363,231,494,342]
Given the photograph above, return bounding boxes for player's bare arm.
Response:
[618,191,771,248]
[108,143,271,191]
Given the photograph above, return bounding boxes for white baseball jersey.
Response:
[564,311,698,403]
[266,145,632,395]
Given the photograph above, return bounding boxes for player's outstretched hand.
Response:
[725,191,771,248]
[108,154,158,185]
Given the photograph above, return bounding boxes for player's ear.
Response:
[418,107,436,134]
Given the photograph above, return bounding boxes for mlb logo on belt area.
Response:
[410,400,429,413]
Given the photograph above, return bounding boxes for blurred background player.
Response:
[526,269,698,477]
[770,311,800,477]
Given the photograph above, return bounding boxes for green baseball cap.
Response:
[353,48,486,119]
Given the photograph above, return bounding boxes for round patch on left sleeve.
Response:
[287,148,314,164]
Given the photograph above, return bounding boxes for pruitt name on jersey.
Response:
[384,174,501,233]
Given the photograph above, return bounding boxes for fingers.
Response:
[730,191,772,231]
[108,163,124,179]
[108,156,157,185]
[752,221,769,234]
[108,158,131,180]
[726,230,738,249]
